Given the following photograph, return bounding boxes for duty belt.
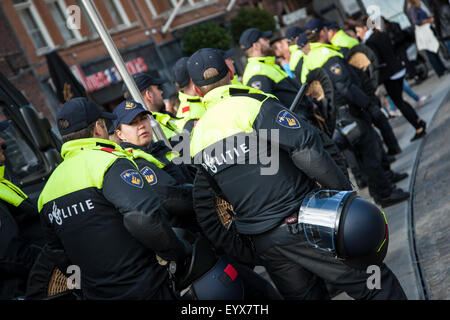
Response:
[246,211,304,254]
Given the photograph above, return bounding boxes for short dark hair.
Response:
[60,118,105,143]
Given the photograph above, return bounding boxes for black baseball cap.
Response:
[305,18,326,33]
[239,28,273,51]
[173,57,190,88]
[325,20,339,31]
[57,97,116,136]
[187,48,229,87]
[122,73,166,95]
[297,33,308,48]
[217,48,236,60]
[285,26,303,41]
[112,100,151,131]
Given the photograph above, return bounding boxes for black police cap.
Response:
[187,48,229,87]
[57,97,116,136]
[285,26,303,41]
[239,28,273,51]
[172,57,190,88]
[297,33,308,48]
[305,18,326,33]
[122,73,166,95]
[112,100,150,131]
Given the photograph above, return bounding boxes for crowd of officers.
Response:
[1,15,422,300]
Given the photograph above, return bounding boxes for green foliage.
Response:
[182,22,231,56]
[230,7,277,43]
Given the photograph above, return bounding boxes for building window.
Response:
[47,0,83,43]
[146,0,211,17]
[13,0,54,53]
[103,0,130,28]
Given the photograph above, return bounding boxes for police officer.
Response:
[326,20,359,56]
[326,20,402,156]
[38,97,191,299]
[112,99,197,232]
[172,57,206,134]
[112,99,282,300]
[291,32,309,79]
[240,28,302,109]
[240,28,349,178]
[187,48,406,300]
[219,48,242,85]
[0,122,44,299]
[123,73,181,142]
[301,18,409,207]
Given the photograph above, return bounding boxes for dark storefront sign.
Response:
[69,40,182,106]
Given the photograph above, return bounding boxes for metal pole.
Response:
[79,0,171,147]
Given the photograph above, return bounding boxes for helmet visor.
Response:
[299,190,354,252]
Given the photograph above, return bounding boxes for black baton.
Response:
[289,82,308,112]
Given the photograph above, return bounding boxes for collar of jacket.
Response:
[120,142,166,169]
[202,84,273,111]
[0,165,28,204]
[309,42,343,55]
[248,56,277,65]
[289,44,298,54]
[178,91,202,104]
[61,138,127,160]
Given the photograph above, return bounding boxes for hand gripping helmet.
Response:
[178,236,244,300]
[298,190,389,269]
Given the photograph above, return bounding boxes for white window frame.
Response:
[145,0,215,19]
[45,0,83,45]
[104,0,131,30]
[14,0,55,55]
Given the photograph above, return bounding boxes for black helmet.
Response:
[299,190,388,269]
[178,236,244,300]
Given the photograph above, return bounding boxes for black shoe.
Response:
[391,172,408,183]
[387,146,402,156]
[411,121,427,141]
[355,177,368,189]
[375,189,410,208]
[386,155,396,163]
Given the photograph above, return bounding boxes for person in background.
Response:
[355,15,428,142]
[431,0,450,57]
[271,35,294,78]
[407,0,448,77]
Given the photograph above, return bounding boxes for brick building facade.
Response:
[0,0,324,123]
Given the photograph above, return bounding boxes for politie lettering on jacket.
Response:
[197,131,280,176]
[48,200,95,225]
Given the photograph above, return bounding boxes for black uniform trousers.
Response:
[249,220,407,300]
[384,76,421,130]
[352,120,394,199]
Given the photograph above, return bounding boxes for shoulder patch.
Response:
[120,169,144,188]
[276,110,301,129]
[330,63,342,75]
[140,166,158,185]
[251,81,262,89]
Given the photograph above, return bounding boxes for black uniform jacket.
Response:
[192,90,351,236]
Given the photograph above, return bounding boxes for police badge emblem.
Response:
[276,110,301,129]
[125,101,137,110]
[140,166,157,185]
[120,169,144,188]
[330,63,342,75]
[251,81,262,89]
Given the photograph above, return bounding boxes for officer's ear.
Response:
[228,67,233,81]
[93,118,108,139]
[193,84,204,97]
